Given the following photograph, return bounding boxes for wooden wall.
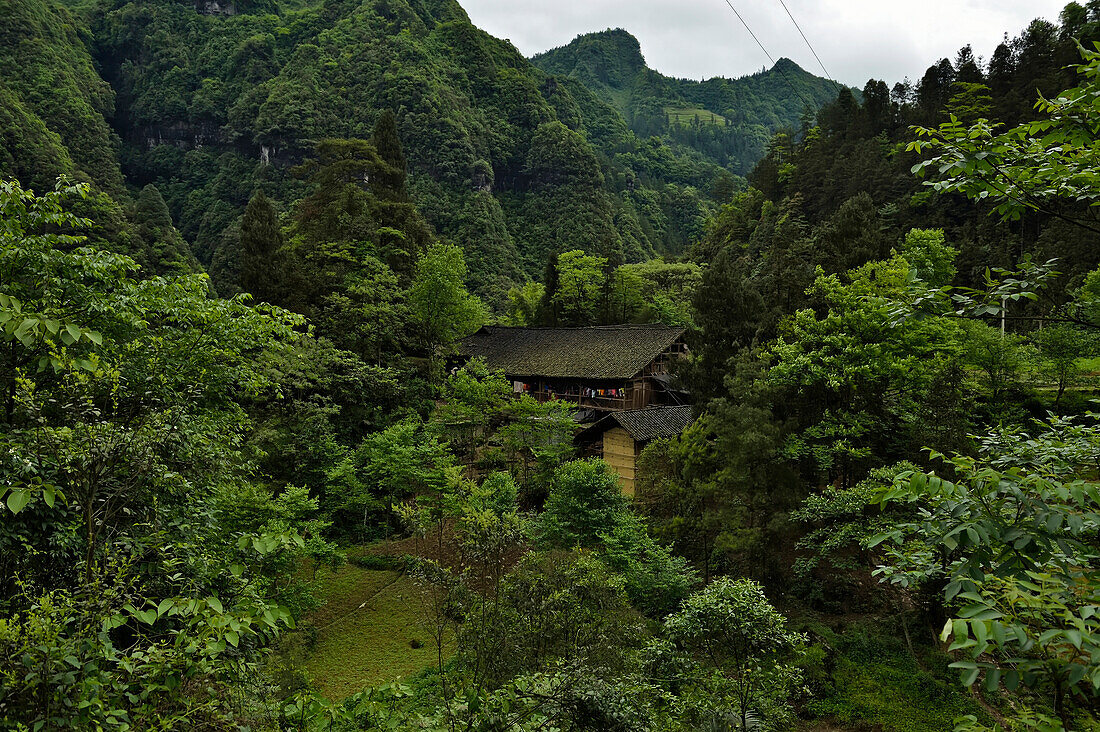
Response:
[602,427,637,496]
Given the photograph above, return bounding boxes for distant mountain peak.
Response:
[771,57,806,75]
[531,28,646,90]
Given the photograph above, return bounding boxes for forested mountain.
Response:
[532,28,845,173]
[0,0,121,192]
[0,0,753,301]
[1,0,844,302]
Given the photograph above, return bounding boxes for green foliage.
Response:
[431,356,512,458]
[238,189,286,304]
[642,398,800,582]
[598,514,698,619]
[11,2,1100,729]
[540,459,697,617]
[132,184,198,276]
[328,417,459,541]
[664,577,806,731]
[869,416,1100,721]
[539,459,633,549]
[802,621,989,732]
[910,44,1100,233]
[1033,323,1096,404]
[504,280,544,325]
[86,0,732,298]
[371,110,408,196]
[408,242,486,351]
[550,249,607,325]
[288,138,432,288]
[765,256,966,486]
[536,249,700,326]
[0,0,122,191]
[466,549,645,686]
[0,178,305,728]
[901,228,958,287]
[0,573,293,730]
[429,358,577,496]
[792,463,920,600]
[492,394,577,494]
[959,320,1036,414]
[531,29,841,174]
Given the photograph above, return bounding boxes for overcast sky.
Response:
[460,0,1070,87]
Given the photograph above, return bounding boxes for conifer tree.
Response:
[372,109,407,198]
[238,190,285,305]
[135,183,173,233]
[536,252,560,326]
[134,184,194,275]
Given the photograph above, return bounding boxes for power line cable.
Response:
[717,0,822,116]
[721,0,776,66]
[775,0,843,93]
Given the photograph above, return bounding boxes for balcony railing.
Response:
[529,391,630,411]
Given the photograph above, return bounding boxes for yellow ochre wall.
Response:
[602,427,637,496]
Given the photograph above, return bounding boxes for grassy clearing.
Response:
[665,106,727,126]
[1077,355,1100,375]
[799,620,989,732]
[301,555,446,700]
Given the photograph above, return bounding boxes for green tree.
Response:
[910,44,1100,235]
[431,357,513,466]
[470,550,645,686]
[765,256,965,487]
[505,280,544,326]
[869,416,1100,725]
[408,242,486,353]
[0,178,303,728]
[550,249,607,326]
[494,395,576,496]
[901,228,958,287]
[238,189,286,305]
[540,459,697,616]
[959,320,1034,414]
[328,417,459,541]
[1033,323,1094,405]
[133,184,195,276]
[664,577,806,731]
[371,110,408,197]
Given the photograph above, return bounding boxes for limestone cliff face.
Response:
[193,0,238,16]
[139,121,227,150]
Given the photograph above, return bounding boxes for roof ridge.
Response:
[619,405,688,412]
[484,324,684,331]
[459,324,687,380]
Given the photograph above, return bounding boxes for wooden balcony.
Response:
[529,390,631,411]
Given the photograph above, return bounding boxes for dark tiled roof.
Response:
[610,406,693,442]
[586,406,693,443]
[457,325,686,380]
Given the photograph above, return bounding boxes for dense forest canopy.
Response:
[531,28,845,173]
[5,0,840,304]
[4,0,1100,730]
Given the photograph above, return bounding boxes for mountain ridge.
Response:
[0,0,845,300]
[531,28,844,171]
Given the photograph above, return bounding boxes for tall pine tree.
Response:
[372,109,407,199]
[238,190,285,305]
[536,252,560,326]
[134,184,195,276]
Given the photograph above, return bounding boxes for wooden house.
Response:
[456,325,688,413]
[577,406,694,495]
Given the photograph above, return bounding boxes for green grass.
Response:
[301,557,447,700]
[799,621,989,732]
[1077,356,1100,375]
[665,106,727,126]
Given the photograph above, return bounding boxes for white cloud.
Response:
[461,0,1069,86]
